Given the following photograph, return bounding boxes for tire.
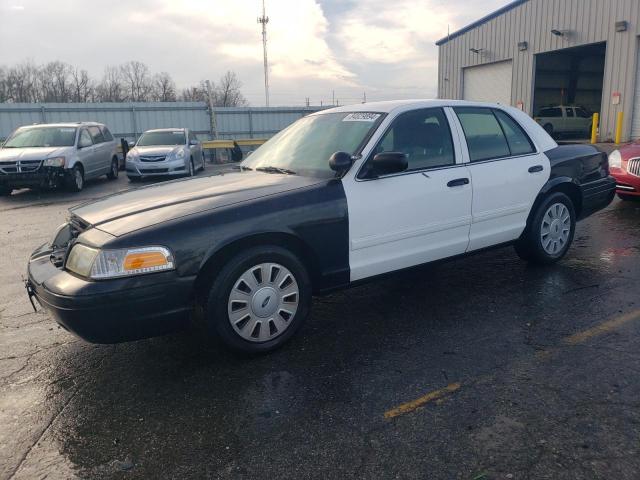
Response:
[201,246,312,354]
[200,154,206,172]
[188,158,195,177]
[107,157,119,180]
[0,186,12,196]
[618,193,640,201]
[67,164,84,192]
[543,123,554,137]
[515,192,576,265]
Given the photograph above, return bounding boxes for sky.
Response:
[0,0,506,106]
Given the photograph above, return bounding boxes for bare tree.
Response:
[214,71,247,107]
[151,72,176,102]
[38,61,73,102]
[96,66,125,102]
[71,68,93,102]
[0,66,8,103]
[180,83,207,102]
[120,61,152,102]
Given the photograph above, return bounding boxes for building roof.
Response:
[435,0,529,46]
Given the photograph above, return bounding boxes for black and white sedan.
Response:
[27,100,616,353]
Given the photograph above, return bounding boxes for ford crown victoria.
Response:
[26,100,616,353]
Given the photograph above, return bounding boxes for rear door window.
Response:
[101,126,114,142]
[454,107,510,162]
[493,110,535,156]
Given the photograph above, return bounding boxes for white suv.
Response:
[0,122,119,195]
[534,106,593,138]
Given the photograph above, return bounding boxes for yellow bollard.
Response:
[590,113,599,144]
[615,111,624,144]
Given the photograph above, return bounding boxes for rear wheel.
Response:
[201,246,311,354]
[201,153,206,172]
[107,157,119,180]
[515,192,576,265]
[67,164,84,192]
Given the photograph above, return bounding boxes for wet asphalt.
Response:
[1,167,639,480]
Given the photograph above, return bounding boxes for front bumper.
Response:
[579,175,616,218]
[27,243,194,343]
[610,168,640,196]
[0,167,68,189]
[126,159,187,178]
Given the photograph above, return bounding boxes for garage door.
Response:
[463,60,513,106]
[632,47,640,140]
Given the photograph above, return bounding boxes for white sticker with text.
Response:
[342,113,381,122]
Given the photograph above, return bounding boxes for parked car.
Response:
[126,128,204,181]
[27,100,615,353]
[608,142,640,200]
[0,122,119,195]
[534,106,593,138]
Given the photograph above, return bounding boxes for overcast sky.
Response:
[0,0,505,106]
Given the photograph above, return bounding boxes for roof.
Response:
[436,0,528,46]
[145,128,186,132]
[19,121,102,128]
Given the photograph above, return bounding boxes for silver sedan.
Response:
[125,128,204,182]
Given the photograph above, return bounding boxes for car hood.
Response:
[70,171,325,237]
[0,146,69,160]
[132,146,179,156]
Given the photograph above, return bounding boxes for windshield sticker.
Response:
[60,128,75,132]
[342,113,381,122]
[172,131,183,135]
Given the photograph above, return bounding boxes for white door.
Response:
[343,107,472,281]
[451,106,550,251]
[463,60,513,106]
[632,46,640,139]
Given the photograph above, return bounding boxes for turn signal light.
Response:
[124,251,169,270]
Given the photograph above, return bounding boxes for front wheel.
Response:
[618,193,639,201]
[515,192,576,265]
[107,157,119,180]
[202,246,312,354]
[67,165,84,192]
[200,154,206,172]
[188,158,195,177]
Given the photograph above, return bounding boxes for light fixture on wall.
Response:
[469,48,484,54]
[615,21,628,32]
[550,29,564,37]
[518,41,528,51]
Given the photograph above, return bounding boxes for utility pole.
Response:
[332,90,335,106]
[257,0,270,107]
[206,80,217,140]
[362,91,367,103]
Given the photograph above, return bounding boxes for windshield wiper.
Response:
[231,165,253,171]
[256,166,296,175]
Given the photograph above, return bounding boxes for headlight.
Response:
[43,156,65,167]
[608,150,622,169]
[66,244,174,279]
[126,151,139,162]
[174,148,185,160]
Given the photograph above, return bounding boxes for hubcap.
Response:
[228,263,299,343]
[540,202,571,255]
[75,169,83,188]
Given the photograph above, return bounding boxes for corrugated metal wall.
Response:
[0,102,325,141]
[437,0,640,142]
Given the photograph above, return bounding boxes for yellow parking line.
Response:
[384,382,461,419]
[564,309,640,345]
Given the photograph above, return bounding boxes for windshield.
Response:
[4,126,77,148]
[241,112,384,178]
[137,131,186,147]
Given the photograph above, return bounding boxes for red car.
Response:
[609,142,640,200]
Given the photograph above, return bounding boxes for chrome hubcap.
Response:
[228,263,299,342]
[541,202,571,255]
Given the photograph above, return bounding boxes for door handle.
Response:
[447,178,469,187]
[528,165,543,173]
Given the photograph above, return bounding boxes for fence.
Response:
[0,102,327,141]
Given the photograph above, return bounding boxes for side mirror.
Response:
[329,151,353,173]
[189,139,199,146]
[367,152,408,177]
[128,141,135,148]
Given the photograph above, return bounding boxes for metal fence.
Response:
[0,102,327,141]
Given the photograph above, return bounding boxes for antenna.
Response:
[257,0,270,107]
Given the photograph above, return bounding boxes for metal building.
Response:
[437,0,640,142]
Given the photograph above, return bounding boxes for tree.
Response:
[120,61,152,102]
[38,61,73,102]
[151,72,176,102]
[214,71,247,107]
[0,66,8,102]
[71,68,94,102]
[96,66,124,102]
[6,62,39,102]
